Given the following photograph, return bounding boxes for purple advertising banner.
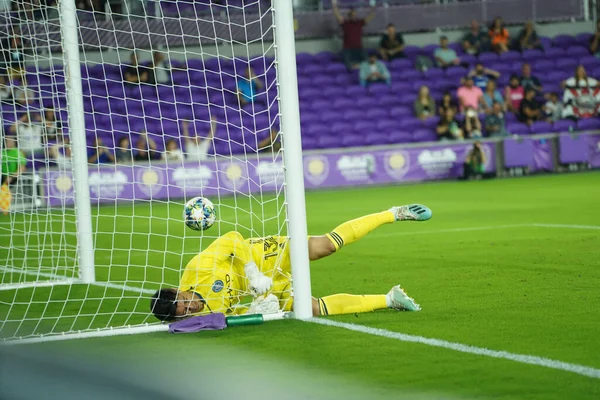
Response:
[43,142,496,207]
[587,134,600,168]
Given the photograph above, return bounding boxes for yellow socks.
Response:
[325,211,395,251]
[318,294,388,316]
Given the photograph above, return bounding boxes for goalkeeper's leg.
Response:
[310,285,420,316]
[308,204,432,261]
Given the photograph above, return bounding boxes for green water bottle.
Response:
[225,314,264,327]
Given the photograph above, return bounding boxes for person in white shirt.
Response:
[562,65,598,89]
[149,51,171,85]
[9,112,44,157]
[41,107,61,140]
[183,116,216,161]
[0,75,12,101]
[49,136,72,170]
[163,139,184,162]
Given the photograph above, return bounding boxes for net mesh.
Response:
[0,0,288,340]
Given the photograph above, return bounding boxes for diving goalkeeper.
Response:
[151,204,432,321]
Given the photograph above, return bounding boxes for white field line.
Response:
[364,224,530,239]
[531,223,600,230]
[309,318,600,379]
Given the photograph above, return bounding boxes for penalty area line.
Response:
[308,318,600,380]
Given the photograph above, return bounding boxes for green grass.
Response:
[2,172,600,398]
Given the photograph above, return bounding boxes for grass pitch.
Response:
[2,172,600,399]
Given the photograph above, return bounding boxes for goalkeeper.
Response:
[151,204,432,321]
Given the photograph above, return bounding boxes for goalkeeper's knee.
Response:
[308,236,337,261]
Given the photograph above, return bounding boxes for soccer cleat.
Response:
[389,204,432,222]
[387,285,421,312]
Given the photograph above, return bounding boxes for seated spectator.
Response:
[544,92,563,122]
[9,112,43,157]
[237,67,263,106]
[489,17,509,54]
[183,117,216,161]
[115,136,132,163]
[379,23,405,61]
[589,19,600,58]
[519,88,542,126]
[438,92,458,115]
[123,52,149,85]
[463,141,486,180]
[464,107,483,138]
[504,75,525,113]
[13,81,35,106]
[457,77,483,113]
[49,136,72,170]
[434,36,464,68]
[3,29,26,80]
[0,75,12,102]
[562,65,598,89]
[462,20,489,55]
[1,136,27,186]
[519,63,542,93]
[41,107,61,140]
[258,128,282,153]
[481,80,504,113]
[134,133,160,162]
[359,53,391,87]
[163,139,184,162]
[517,21,542,51]
[468,62,500,90]
[148,51,171,85]
[485,101,508,137]
[414,86,436,120]
[436,108,463,141]
[88,137,115,164]
[333,1,375,71]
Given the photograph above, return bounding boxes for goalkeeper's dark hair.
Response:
[150,288,177,321]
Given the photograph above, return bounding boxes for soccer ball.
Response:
[183,197,216,231]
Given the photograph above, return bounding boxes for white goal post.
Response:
[0,0,312,342]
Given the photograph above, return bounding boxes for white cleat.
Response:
[389,204,432,222]
[387,285,421,311]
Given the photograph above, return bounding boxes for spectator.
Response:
[464,107,483,138]
[519,88,542,126]
[481,80,505,113]
[463,141,486,180]
[504,75,525,114]
[115,136,132,163]
[359,53,391,87]
[49,136,72,170]
[462,20,489,55]
[519,63,543,94]
[123,52,149,85]
[563,65,598,89]
[544,92,563,122]
[457,76,483,113]
[9,112,43,157]
[87,137,115,164]
[134,133,160,162]
[489,17,509,54]
[333,0,375,71]
[13,81,35,107]
[183,117,216,161]
[258,128,281,153]
[517,21,542,51]
[148,51,171,85]
[379,23,405,61]
[1,136,26,186]
[237,67,263,107]
[0,75,12,102]
[2,29,26,79]
[468,62,500,91]
[589,19,600,58]
[436,108,463,141]
[163,139,184,162]
[438,92,458,115]
[414,85,436,120]
[485,101,508,137]
[41,107,61,140]
[434,36,464,68]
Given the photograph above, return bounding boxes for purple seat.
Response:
[499,51,521,62]
[304,123,328,136]
[402,118,425,131]
[533,59,555,72]
[544,47,566,58]
[390,58,413,69]
[365,133,390,146]
[552,34,577,49]
[316,135,339,149]
[345,86,367,96]
[423,116,440,129]
[567,46,590,57]
[445,66,468,80]
[366,108,388,119]
[555,58,578,70]
[577,118,600,131]
[377,120,398,131]
[377,94,399,107]
[575,32,594,45]
[546,70,570,82]
[398,94,415,107]
[331,122,354,134]
[333,98,356,109]
[353,121,372,133]
[368,84,392,95]
[390,106,412,118]
[322,86,346,98]
[529,121,553,134]
[389,130,413,144]
[310,99,331,111]
[413,129,436,142]
[459,54,477,66]
[320,111,340,123]
[390,81,412,92]
[342,134,365,147]
[398,69,422,80]
[422,44,438,55]
[540,36,552,50]
[296,52,315,65]
[314,52,337,64]
[506,122,529,135]
[355,97,376,108]
[301,136,318,150]
[478,53,499,63]
[579,55,600,70]
[522,49,545,62]
[422,68,445,79]
[553,119,577,133]
[334,74,355,85]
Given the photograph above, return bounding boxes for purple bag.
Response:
[168,313,227,334]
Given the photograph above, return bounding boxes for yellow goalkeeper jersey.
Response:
[178,231,292,315]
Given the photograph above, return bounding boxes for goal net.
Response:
[0,0,309,342]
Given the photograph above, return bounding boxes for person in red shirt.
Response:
[333,0,376,71]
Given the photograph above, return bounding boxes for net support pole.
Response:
[273,1,313,320]
[60,0,96,283]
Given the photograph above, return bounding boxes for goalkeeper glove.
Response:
[247,294,280,315]
[244,262,272,296]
